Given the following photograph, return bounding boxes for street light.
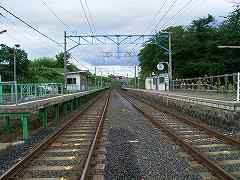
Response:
[0,30,7,34]
[13,44,20,105]
[218,46,240,49]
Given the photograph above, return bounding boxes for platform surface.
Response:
[124,88,240,111]
[0,89,105,113]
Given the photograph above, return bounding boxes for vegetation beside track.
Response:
[139,7,240,78]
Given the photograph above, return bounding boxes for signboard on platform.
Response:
[157,63,164,71]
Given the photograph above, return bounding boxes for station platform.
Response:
[123,88,240,111]
[0,88,105,113]
[123,88,240,130]
[0,88,107,140]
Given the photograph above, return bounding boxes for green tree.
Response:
[0,44,30,81]
[55,51,71,68]
[138,9,240,79]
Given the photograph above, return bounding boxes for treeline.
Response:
[0,45,78,83]
[139,8,240,79]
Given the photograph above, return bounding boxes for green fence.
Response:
[0,82,105,105]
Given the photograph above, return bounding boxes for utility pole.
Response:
[94,67,97,89]
[100,72,103,87]
[168,32,173,91]
[64,31,67,85]
[237,72,240,102]
[134,66,137,88]
[13,44,20,105]
[137,66,140,88]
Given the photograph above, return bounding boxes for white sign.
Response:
[157,63,164,71]
[164,76,169,83]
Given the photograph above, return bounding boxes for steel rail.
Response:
[80,91,110,180]
[130,92,240,148]
[119,91,237,180]
[0,91,107,180]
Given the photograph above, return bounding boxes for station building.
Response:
[65,70,90,92]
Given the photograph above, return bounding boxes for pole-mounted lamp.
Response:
[0,30,7,34]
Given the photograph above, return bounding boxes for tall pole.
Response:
[134,66,137,88]
[64,31,67,85]
[100,72,103,87]
[13,47,17,104]
[94,67,97,89]
[168,32,173,91]
[237,72,240,102]
[13,47,16,83]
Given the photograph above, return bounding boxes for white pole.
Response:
[237,72,240,101]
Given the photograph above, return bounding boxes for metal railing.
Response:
[0,82,106,105]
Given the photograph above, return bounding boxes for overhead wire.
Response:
[79,0,94,35]
[151,0,179,33]
[128,0,170,58]
[0,5,62,46]
[70,54,89,70]
[84,0,96,33]
[39,0,72,31]
[145,0,168,33]
[159,0,197,30]
[0,12,60,52]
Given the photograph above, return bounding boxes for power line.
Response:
[84,0,96,33]
[0,12,59,51]
[0,5,62,46]
[145,0,168,33]
[151,0,179,33]
[39,0,72,31]
[70,55,89,70]
[79,0,94,35]
[159,0,196,30]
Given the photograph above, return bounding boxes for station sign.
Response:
[157,63,165,71]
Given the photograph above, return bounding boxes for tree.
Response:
[0,44,30,81]
[28,57,64,83]
[138,9,239,79]
[55,51,71,68]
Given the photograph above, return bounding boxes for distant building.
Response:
[65,70,90,92]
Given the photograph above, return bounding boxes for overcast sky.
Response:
[0,0,235,76]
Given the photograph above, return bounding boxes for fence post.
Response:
[237,72,240,102]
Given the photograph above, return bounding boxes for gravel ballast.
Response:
[0,128,53,176]
[105,91,203,180]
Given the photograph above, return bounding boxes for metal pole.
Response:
[64,31,67,85]
[137,66,140,88]
[237,72,240,102]
[94,67,97,89]
[134,66,137,88]
[13,47,17,104]
[168,32,173,91]
[101,72,103,88]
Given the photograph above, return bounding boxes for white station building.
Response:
[65,70,90,92]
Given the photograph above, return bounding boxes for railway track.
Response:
[0,91,110,180]
[119,90,240,180]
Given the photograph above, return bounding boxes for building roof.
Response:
[65,70,90,75]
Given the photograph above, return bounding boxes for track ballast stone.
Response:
[0,128,53,176]
[105,91,203,180]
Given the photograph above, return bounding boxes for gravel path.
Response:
[105,91,203,180]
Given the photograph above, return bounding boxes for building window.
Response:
[67,78,76,84]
